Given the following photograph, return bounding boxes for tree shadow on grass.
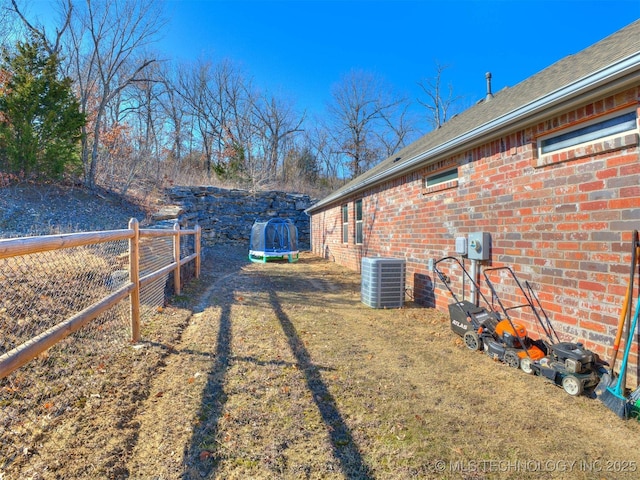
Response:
[183,300,232,479]
[268,287,373,479]
[183,247,372,479]
[181,247,243,478]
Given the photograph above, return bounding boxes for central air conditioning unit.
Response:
[361,257,406,308]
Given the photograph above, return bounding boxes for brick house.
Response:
[306,20,640,380]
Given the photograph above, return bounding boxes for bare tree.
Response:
[169,59,307,189]
[8,0,72,56]
[176,58,253,179]
[417,62,461,130]
[64,0,164,189]
[376,102,416,157]
[0,1,19,50]
[252,92,305,183]
[156,61,188,178]
[108,61,168,193]
[176,60,215,175]
[327,69,408,178]
[304,120,345,191]
[212,58,254,180]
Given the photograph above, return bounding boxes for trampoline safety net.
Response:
[249,218,299,263]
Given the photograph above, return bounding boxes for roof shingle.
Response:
[310,19,640,211]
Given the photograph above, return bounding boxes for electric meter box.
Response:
[468,232,491,260]
[455,237,467,255]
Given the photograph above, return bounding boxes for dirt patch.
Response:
[2,246,640,479]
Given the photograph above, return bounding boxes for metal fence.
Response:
[0,219,200,467]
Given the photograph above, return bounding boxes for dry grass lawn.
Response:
[3,246,640,479]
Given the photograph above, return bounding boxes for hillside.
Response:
[0,183,150,238]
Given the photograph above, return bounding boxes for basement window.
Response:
[540,110,637,155]
[342,204,348,243]
[426,168,458,186]
[423,167,459,194]
[355,199,363,245]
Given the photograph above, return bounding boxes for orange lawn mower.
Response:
[479,316,547,369]
[433,257,546,366]
[483,266,606,396]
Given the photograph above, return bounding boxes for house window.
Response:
[355,199,363,245]
[342,204,348,243]
[540,110,637,154]
[425,168,458,187]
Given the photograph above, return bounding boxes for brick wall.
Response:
[310,88,640,381]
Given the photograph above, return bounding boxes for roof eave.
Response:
[306,51,640,215]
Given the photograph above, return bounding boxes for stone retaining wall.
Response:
[153,186,314,249]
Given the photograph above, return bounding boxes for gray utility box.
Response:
[361,257,406,308]
[468,232,491,260]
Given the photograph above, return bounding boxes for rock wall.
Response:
[153,186,314,249]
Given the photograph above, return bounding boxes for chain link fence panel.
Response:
[139,235,173,319]
[0,240,133,467]
[0,226,200,470]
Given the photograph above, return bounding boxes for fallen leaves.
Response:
[199,450,214,461]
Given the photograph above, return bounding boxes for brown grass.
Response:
[0,246,124,352]
[2,246,640,479]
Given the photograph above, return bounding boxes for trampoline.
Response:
[249,218,299,263]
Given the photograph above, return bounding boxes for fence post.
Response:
[195,224,201,279]
[129,218,141,343]
[173,223,181,295]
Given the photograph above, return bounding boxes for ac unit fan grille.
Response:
[361,257,406,308]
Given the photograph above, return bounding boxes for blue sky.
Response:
[160,0,640,122]
[22,0,640,125]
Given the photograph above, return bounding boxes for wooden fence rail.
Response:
[0,218,201,380]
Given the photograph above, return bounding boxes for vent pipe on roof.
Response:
[485,72,494,101]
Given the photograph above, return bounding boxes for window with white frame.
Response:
[342,204,348,243]
[539,110,637,155]
[355,199,363,245]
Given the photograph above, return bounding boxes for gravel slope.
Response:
[0,184,149,238]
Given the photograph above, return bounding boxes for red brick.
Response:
[580,319,608,333]
[596,167,618,180]
[580,200,608,211]
[609,197,639,209]
[557,242,580,250]
[607,153,637,167]
[620,186,640,198]
[578,280,607,292]
[579,180,605,192]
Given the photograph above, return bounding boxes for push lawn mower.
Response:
[433,256,501,352]
[479,316,547,370]
[483,266,606,396]
[434,257,546,369]
[527,342,604,396]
